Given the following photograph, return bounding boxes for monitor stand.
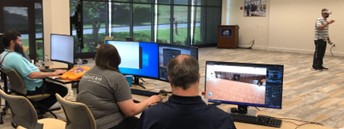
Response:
[133,76,146,89]
[229,105,257,116]
[67,63,74,70]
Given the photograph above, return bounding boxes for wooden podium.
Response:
[217,25,239,48]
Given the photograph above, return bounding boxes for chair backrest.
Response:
[0,90,43,129]
[56,94,97,129]
[0,67,27,95]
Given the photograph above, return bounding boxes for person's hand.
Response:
[328,41,333,45]
[328,19,335,24]
[147,95,162,105]
[53,69,67,76]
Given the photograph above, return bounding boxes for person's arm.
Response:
[117,95,161,117]
[318,19,335,30]
[28,69,66,79]
[327,37,332,45]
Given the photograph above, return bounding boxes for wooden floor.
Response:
[1,47,344,128]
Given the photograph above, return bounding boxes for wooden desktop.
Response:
[133,93,334,129]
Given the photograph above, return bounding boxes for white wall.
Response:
[223,0,344,56]
[43,0,70,58]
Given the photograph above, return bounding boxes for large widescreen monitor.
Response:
[158,43,198,81]
[106,40,159,79]
[205,61,283,112]
[50,34,75,68]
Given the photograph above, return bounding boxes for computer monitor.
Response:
[50,34,75,69]
[158,43,198,81]
[205,61,283,114]
[106,40,159,79]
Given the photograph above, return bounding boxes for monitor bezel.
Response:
[158,43,199,82]
[105,40,159,79]
[205,60,284,109]
[50,33,75,68]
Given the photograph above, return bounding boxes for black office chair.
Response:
[0,67,58,119]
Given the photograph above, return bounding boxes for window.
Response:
[82,1,107,53]
[173,6,189,45]
[157,5,171,43]
[111,3,131,41]
[133,4,153,42]
[72,0,222,56]
[192,6,203,45]
[0,0,44,60]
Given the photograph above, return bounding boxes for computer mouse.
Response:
[158,90,168,96]
[82,59,88,64]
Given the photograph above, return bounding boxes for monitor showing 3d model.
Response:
[205,61,283,113]
[158,43,198,81]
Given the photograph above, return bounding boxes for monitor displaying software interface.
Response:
[50,34,74,64]
[106,41,159,78]
[205,61,283,109]
[158,44,198,81]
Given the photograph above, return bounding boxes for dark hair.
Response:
[2,30,21,48]
[95,44,121,71]
[167,55,199,90]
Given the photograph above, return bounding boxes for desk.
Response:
[46,77,79,84]
[46,77,80,93]
[132,94,334,129]
[217,104,334,129]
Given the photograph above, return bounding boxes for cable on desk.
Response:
[276,117,324,129]
[281,120,299,126]
[278,117,323,125]
[254,106,261,111]
[295,122,324,129]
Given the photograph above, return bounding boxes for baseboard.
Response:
[251,46,344,57]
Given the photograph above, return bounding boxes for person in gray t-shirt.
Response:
[77,44,161,129]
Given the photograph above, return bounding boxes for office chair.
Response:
[56,93,97,129]
[0,90,65,129]
[0,67,58,119]
[0,70,9,124]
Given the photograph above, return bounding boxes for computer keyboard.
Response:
[41,68,55,72]
[230,113,282,128]
[131,89,159,96]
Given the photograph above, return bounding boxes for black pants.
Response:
[312,39,327,69]
[27,81,68,112]
[109,117,139,129]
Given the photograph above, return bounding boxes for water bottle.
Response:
[44,54,50,68]
[76,58,83,72]
[77,58,82,67]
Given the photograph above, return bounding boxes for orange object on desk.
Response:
[60,66,91,80]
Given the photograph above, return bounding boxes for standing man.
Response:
[137,55,236,129]
[312,8,335,70]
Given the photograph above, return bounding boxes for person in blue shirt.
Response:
[136,55,236,129]
[0,30,68,115]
